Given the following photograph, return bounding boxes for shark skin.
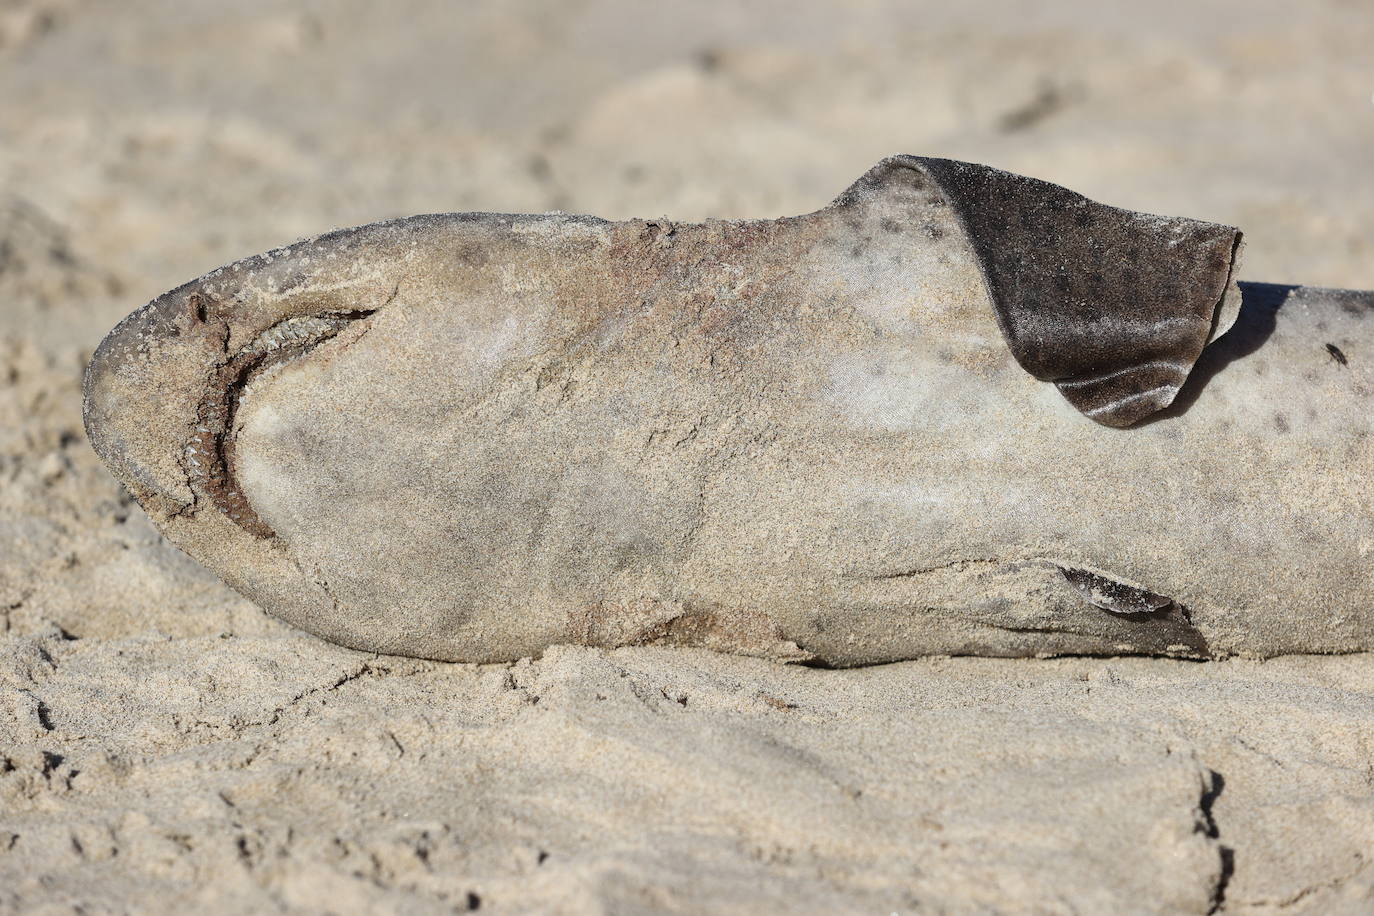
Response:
[83,156,1374,665]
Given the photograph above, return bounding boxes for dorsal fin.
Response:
[837,156,1243,427]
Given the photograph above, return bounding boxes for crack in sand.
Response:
[1197,768,1234,915]
[1260,859,1371,910]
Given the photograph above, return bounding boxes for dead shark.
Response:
[83,155,1374,665]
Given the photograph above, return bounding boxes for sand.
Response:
[2,0,1373,912]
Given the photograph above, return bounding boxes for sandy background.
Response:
[2,0,1374,912]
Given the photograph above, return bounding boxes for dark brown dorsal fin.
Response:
[857,156,1243,427]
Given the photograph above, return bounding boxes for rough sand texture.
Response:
[2,0,1373,912]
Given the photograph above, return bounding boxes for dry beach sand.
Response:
[3,0,1374,912]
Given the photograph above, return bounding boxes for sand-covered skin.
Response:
[3,0,1374,912]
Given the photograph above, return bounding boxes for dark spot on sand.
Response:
[1326,343,1348,366]
[1273,413,1289,433]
